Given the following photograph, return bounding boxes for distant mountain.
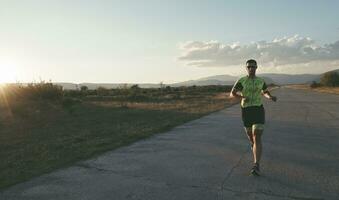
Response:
[55,69,339,89]
[57,83,162,90]
[258,73,321,85]
[259,76,275,85]
[197,74,237,82]
[171,74,275,86]
[79,83,161,90]
[170,70,339,86]
[170,79,234,87]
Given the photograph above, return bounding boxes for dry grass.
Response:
[312,87,339,94]
[285,84,339,95]
[91,92,234,113]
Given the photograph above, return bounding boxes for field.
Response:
[0,83,235,190]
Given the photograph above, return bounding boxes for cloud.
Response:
[177,35,339,68]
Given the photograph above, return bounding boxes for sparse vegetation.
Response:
[0,82,235,190]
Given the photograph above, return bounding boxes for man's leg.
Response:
[252,129,263,164]
[244,127,254,147]
[252,124,264,171]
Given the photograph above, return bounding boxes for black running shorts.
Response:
[241,105,265,128]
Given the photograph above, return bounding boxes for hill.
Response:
[52,69,339,89]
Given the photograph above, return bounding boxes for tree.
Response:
[159,81,165,89]
[131,84,140,90]
[320,72,339,87]
[80,85,88,91]
[165,86,171,92]
[129,84,140,98]
[159,81,165,95]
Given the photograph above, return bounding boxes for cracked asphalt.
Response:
[1,88,339,200]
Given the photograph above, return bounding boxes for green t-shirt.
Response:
[232,76,268,108]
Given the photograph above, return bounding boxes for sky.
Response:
[0,0,339,84]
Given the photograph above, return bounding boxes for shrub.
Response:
[26,82,63,101]
[96,87,110,96]
[6,82,64,101]
[310,81,321,88]
[63,89,82,98]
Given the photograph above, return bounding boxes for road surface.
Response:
[1,88,339,200]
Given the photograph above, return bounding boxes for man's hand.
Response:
[270,96,277,102]
[242,96,249,103]
[263,90,277,102]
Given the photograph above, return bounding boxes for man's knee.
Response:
[253,125,264,143]
[252,124,264,135]
[244,127,252,134]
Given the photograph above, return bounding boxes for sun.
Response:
[0,70,16,84]
[0,61,19,84]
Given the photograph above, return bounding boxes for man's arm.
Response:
[261,82,277,102]
[262,90,277,102]
[230,79,245,100]
[230,87,244,99]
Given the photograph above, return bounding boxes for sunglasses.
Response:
[247,66,257,69]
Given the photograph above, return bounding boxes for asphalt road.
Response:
[1,88,339,200]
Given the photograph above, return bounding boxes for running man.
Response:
[230,59,277,175]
